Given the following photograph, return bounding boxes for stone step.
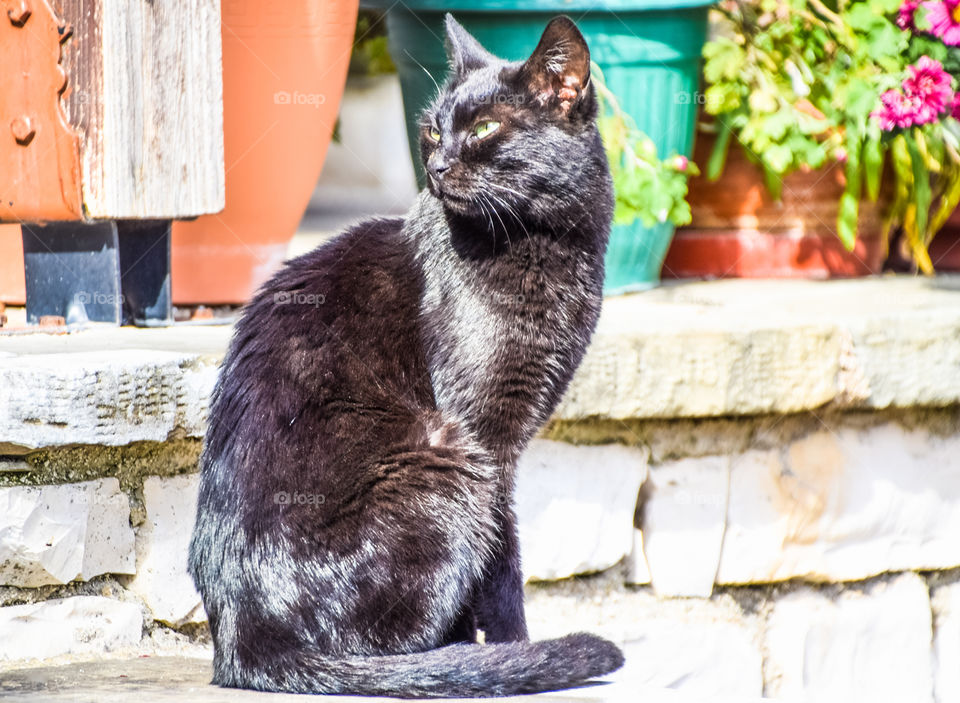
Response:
[2,277,960,451]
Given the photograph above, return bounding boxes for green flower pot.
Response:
[363,0,712,294]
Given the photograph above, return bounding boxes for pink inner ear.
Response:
[557,75,580,101]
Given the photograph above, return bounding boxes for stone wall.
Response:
[3,278,960,700]
[2,406,959,701]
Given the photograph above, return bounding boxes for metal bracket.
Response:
[0,0,83,221]
[21,220,172,326]
[117,220,173,326]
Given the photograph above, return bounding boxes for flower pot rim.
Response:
[361,0,715,13]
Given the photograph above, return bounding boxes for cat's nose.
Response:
[427,154,452,181]
[428,162,450,180]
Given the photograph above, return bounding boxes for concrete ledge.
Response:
[0,328,225,452]
[558,276,960,419]
[1,277,959,450]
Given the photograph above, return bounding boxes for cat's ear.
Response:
[519,16,591,115]
[444,13,494,76]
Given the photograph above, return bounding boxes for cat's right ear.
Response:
[519,16,591,116]
[444,13,494,77]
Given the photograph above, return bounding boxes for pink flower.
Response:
[903,56,954,112]
[922,0,960,45]
[672,155,689,172]
[872,89,923,130]
[951,93,960,119]
[873,57,956,131]
[899,0,920,29]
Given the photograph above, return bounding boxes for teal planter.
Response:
[363,0,712,294]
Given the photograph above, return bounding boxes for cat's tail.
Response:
[223,632,623,699]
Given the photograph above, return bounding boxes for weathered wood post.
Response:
[0,0,224,325]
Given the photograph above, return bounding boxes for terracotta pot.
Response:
[0,225,25,304]
[664,132,886,279]
[171,0,359,304]
[930,208,960,272]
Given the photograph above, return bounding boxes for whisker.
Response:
[481,191,512,247]
[405,50,441,97]
[474,194,496,237]
[485,189,530,241]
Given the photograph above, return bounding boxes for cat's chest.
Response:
[422,246,597,449]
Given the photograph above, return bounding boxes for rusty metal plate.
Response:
[0,0,82,221]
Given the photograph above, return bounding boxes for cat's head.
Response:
[420,15,610,234]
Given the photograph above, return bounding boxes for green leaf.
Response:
[707,122,732,181]
[703,38,746,83]
[704,84,742,115]
[837,130,863,250]
[845,4,880,33]
[873,0,903,11]
[764,144,793,174]
[844,78,881,123]
[863,129,883,203]
[763,110,795,141]
[905,130,932,245]
[763,165,783,201]
[837,192,860,251]
[748,90,779,113]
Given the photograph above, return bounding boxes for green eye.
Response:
[474,120,500,139]
[428,125,441,142]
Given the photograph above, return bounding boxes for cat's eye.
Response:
[427,125,441,142]
[474,120,500,139]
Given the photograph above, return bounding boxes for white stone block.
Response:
[933,580,960,703]
[626,528,651,585]
[0,596,142,661]
[128,475,206,625]
[516,440,647,582]
[765,573,933,702]
[0,350,216,450]
[618,620,763,698]
[641,456,729,597]
[0,479,134,587]
[718,424,960,584]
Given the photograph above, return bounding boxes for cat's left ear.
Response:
[444,13,494,76]
[519,16,591,116]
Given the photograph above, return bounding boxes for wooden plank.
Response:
[60,0,225,219]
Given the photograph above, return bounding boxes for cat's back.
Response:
[231,215,416,358]
[206,216,432,467]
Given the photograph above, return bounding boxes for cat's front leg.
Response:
[474,503,529,642]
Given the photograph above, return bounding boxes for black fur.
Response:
[188,14,619,698]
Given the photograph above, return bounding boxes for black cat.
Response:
[188,14,621,698]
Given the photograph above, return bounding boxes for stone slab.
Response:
[128,475,206,626]
[0,478,134,587]
[516,440,647,582]
[717,423,960,584]
[0,655,770,702]
[0,596,142,662]
[0,345,219,452]
[640,456,729,597]
[620,620,763,697]
[2,278,959,449]
[625,528,652,585]
[764,573,933,702]
[932,580,960,703]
